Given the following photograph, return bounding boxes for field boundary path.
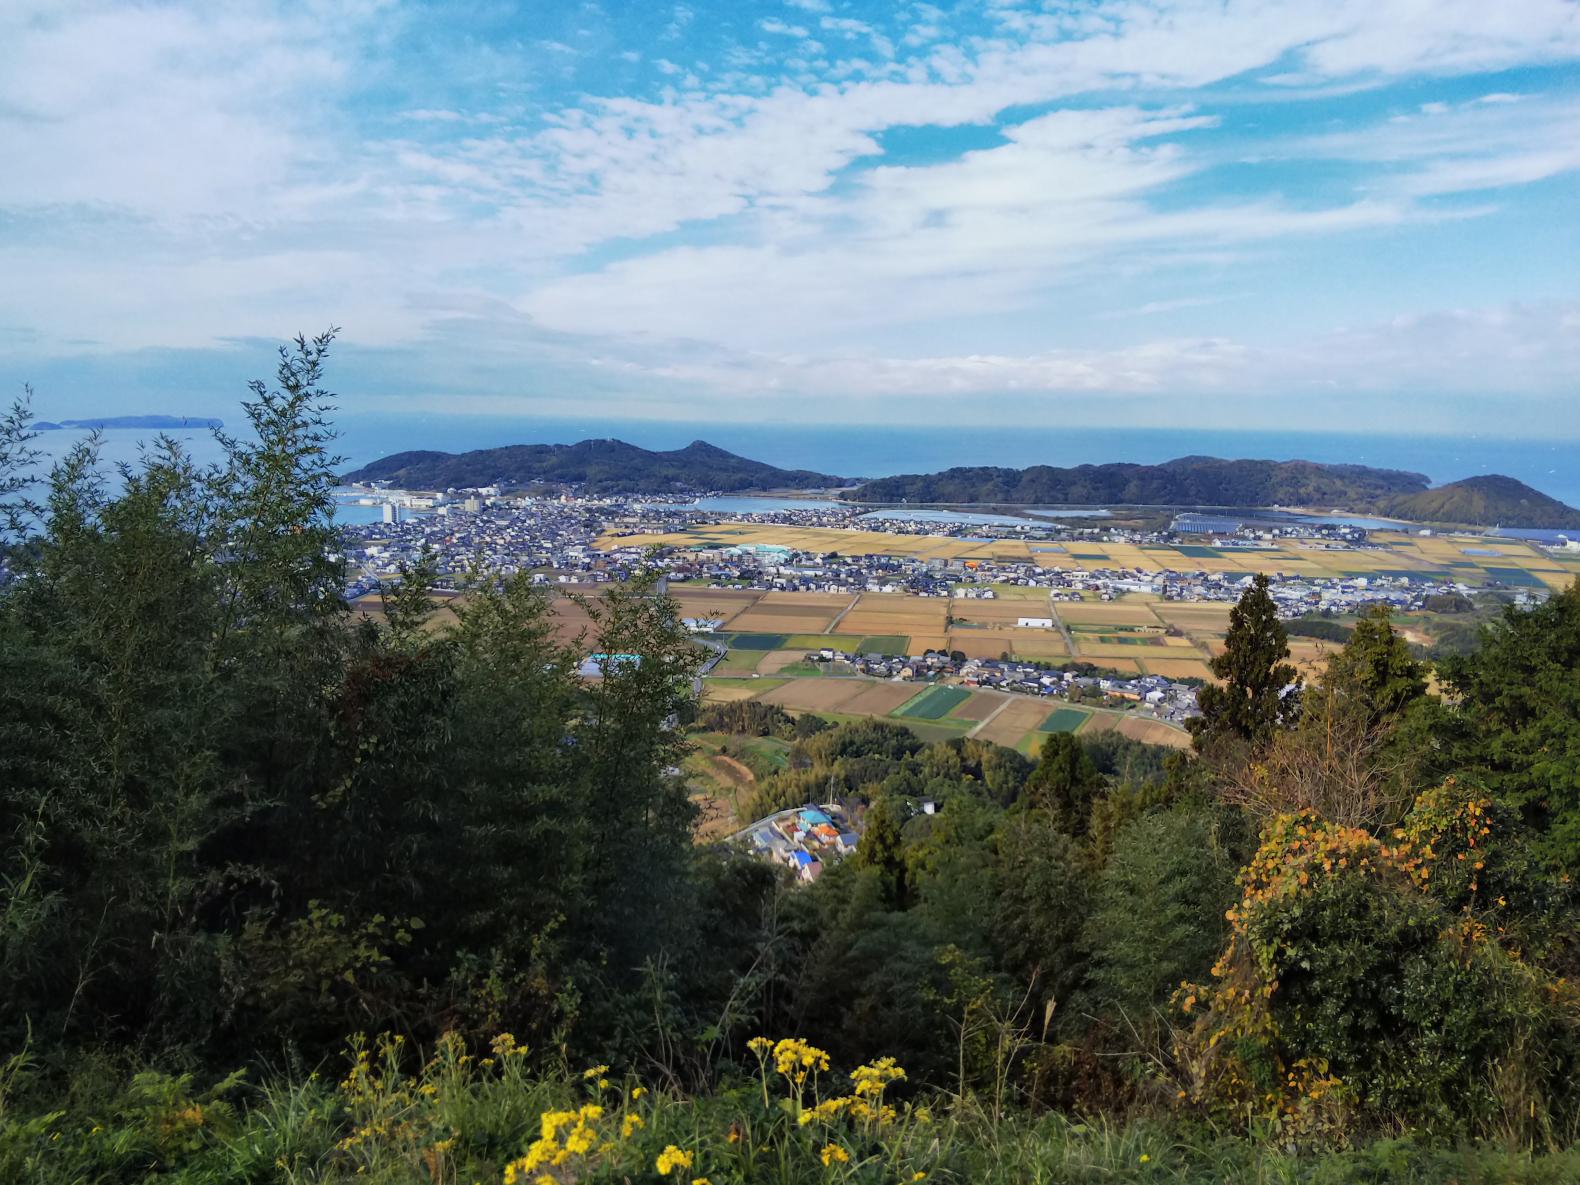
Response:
[825,593,861,635]
[967,692,1015,739]
[1049,591,1077,656]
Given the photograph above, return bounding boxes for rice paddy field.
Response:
[580,521,1578,759]
[599,522,1577,589]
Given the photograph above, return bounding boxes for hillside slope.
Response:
[848,456,1431,509]
[342,438,849,494]
[1380,475,1580,530]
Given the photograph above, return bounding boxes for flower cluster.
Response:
[503,1105,604,1184]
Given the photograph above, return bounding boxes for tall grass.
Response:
[3,1032,1578,1184]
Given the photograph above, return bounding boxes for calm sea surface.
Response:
[19,416,1580,515]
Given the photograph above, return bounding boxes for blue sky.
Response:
[2,0,1579,435]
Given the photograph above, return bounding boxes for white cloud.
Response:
[578,299,1580,403]
[3,0,1580,423]
[758,18,808,38]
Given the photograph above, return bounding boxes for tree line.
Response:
[3,338,1580,1159]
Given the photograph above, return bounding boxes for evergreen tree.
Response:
[1188,574,1298,753]
[1023,732,1104,833]
[1325,604,1427,724]
[1437,581,1580,875]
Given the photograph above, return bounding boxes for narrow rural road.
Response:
[1049,590,1077,657]
[826,593,861,635]
[967,692,1015,739]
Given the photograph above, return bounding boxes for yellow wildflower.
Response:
[631,1086,648,1100]
[582,1064,611,1081]
[656,1145,695,1176]
[622,1113,645,1139]
[1140,1153,1151,1163]
[540,1110,578,1142]
[820,1143,850,1166]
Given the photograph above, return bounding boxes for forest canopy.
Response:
[4,338,1580,1182]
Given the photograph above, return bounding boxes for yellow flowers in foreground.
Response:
[656,1144,695,1175]
[501,1104,604,1183]
[336,1030,930,1185]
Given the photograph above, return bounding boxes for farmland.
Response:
[598,521,1574,591]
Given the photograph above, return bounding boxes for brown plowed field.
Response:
[756,650,813,674]
[1138,657,1218,681]
[1115,717,1192,748]
[975,698,1051,746]
[842,682,929,715]
[758,680,873,712]
[949,692,1005,721]
[948,633,1017,659]
[1055,602,1165,625]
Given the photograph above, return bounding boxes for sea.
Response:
[16,415,1580,521]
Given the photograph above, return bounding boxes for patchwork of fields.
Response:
[599,522,1578,588]
[699,668,1192,755]
[542,580,1322,682]
[559,521,1580,761]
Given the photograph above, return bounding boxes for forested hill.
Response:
[342,438,849,493]
[1380,474,1580,529]
[849,456,1580,526]
[848,456,1427,508]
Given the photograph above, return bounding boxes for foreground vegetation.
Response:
[4,337,1580,1181]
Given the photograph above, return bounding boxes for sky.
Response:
[2,0,1579,436]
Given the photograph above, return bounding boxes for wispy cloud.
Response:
[1,0,1578,430]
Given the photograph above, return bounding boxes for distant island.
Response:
[344,439,1580,529]
[342,439,849,495]
[31,415,224,431]
[849,457,1580,529]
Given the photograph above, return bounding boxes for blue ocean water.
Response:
[19,416,1580,512]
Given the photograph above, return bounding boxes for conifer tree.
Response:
[1023,732,1104,834]
[1188,573,1298,753]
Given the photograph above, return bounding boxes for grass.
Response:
[715,649,767,673]
[738,736,792,771]
[900,717,976,743]
[1039,707,1091,733]
[892,685,971,720]
[15,1038,1576,1185]
[775,662,824,676]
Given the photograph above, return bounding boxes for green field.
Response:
[893,685,971,719]
[900,717,976,743]
[786,633,862,651]
[703,677,786,693]
[1486,567,1547,588]
[714,649,765,673]
[856,635,911,655]
[724,632,788,650]
[738,735,792,772]
[1039,707,1091,733]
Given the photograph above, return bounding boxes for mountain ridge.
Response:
[341,438,849,494]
